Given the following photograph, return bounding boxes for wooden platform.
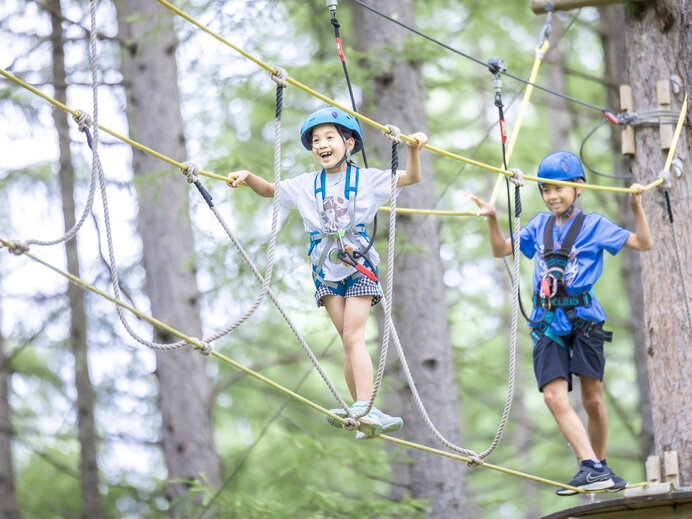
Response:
[541,491,692,519]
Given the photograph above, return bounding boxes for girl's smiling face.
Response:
[310,124,354,172]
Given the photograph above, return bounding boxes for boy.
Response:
[227,106,427,438]
[470,151,652,494]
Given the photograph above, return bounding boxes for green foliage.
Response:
[1,0,651,518]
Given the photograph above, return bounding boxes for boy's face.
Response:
[540,180,584,216]
[310,124,355,172]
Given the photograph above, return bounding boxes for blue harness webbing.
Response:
[530,212,613,346]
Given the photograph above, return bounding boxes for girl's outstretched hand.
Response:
[226,170,250,188]
[466,192,496,217]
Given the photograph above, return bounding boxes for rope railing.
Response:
[0,234,622,494]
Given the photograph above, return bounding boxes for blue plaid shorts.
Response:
[314,274,383,308]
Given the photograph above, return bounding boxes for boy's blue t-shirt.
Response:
[519,209,631,335]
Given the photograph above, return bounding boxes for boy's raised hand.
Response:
[407,132,428,150]
[466,192,497,217]
[629,183,645,206]
[226,170,250,188]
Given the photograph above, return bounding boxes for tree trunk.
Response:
[0,295,18,519]
[351,2,470,516]
[624,0,692,484]
[48,2,103,517]
[598,4,655,460]
[114,0,223,509]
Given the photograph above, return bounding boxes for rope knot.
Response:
[73,110,93,132]
[181,162,199,184]
[8,240,29,255]
[383,124,402,145]
[467,455,484,467]
[270,67,288,88]
[341,416,358,431]
[192,338,212,356]
[508,168,524,187]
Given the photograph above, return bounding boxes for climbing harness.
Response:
[308,164,379,288]
[529,212,613,345]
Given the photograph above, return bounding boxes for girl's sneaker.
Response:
[368,407,403,434]
[326,402,383,437]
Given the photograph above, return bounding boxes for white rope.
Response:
[181,161,199,183]
[269,66,288,88]
[508,167,524,187]
[383,124,402,145]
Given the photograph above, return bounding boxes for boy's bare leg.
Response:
[542,378,597,461]
[581,375,608,460]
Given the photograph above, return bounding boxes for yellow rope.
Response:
[664,94,688,173]
[1,236,603,494]
[153,0,651,195]
[379,207,477,217]
[0,68,228,183]
[489,41,550,205]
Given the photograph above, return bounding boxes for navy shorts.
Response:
[314,275,383,308]
[532,328,606,392]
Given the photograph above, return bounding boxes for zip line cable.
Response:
[349,0,612,115]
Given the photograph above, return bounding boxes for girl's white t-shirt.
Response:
[277,167,401,281]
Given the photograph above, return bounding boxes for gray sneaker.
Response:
[349,402,383,437]
[325,408,349,429]
[602,463,627,492]
[368,407,403,434]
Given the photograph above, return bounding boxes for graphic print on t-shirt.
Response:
[321,193,349,229]
[537,241,579,287]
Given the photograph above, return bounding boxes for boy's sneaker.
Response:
[602,463,627,492]
[556,462,614,496]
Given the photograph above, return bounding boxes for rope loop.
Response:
[8,240,29,255]
[181,162,199,184]
[73,110,93,132]
[508,168,524,187]
[659,169,672,190]
[269,66,288,88]
[383,124,402,145]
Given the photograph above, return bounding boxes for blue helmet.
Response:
[537,151,585,185]
[300,107,364,154]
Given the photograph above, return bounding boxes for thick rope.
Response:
[0,235,600,493]
[355,138,400,421]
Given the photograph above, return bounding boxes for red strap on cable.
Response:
[355,263,378,282]
[499,119,507,144]
[604,111,619,125]
[335,37,345,62]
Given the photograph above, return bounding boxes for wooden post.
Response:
[620,84,635,156]
[656,79,674,150]
[665,451,680,487]
[646,455,662,483]
[530,0,648,14]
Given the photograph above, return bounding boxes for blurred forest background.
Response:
[1,0,687,518]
